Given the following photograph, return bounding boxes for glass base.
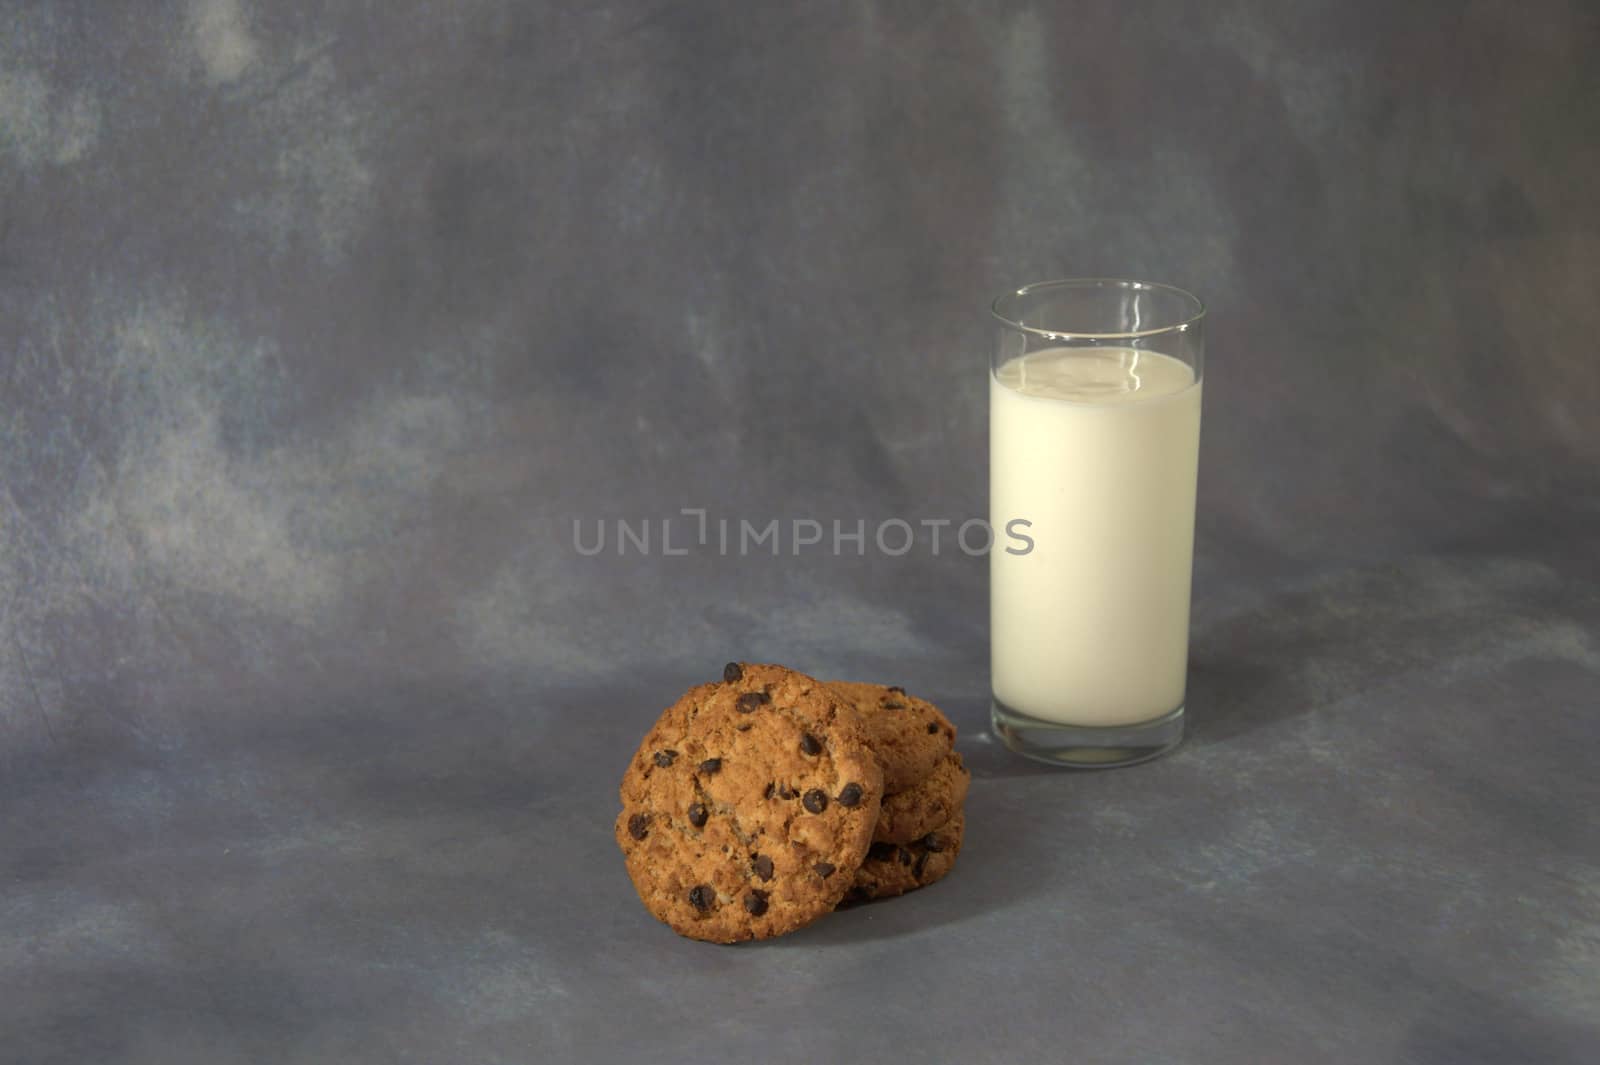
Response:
[990,697,1184,769]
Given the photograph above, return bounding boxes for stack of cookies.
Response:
[615,662,969,943]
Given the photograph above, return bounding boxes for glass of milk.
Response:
[989,279,1205,767]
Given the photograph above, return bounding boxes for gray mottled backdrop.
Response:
[3,1,1597,1062]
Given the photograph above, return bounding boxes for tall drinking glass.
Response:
[989,279,1205,767]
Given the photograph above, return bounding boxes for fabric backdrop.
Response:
[2,1,1597,1062]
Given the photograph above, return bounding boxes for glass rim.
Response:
[990,278,1206,341]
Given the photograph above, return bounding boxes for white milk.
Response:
[990,346,1201,726]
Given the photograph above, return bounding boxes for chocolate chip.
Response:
[897,846,912,866]
[921,832,946,852]
[926,722,939,734]
[653,749,677,768]
[799,733,822,756]
[763,782,775,799]
[802,789,828,814]
[736,692,770,713]
[888,685,905,694]
[751,854,774,881]
[723,662,743,683]
[627,813,649,840]
[687,802,708,828]
[868,842,898,862]
[813,861,835,878]
[736,723,751,732]
[913,852,929,878]
[744,890,769,916]
[777,784,796,800]
[836,782,863,808]
[688,885,714,912]
[883,700,906,710]
[699,758,722,775]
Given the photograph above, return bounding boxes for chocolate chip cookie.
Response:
[873,750,970,844]
[827,681,956,793]
[848,810,965,902]
[616,662,884,943]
